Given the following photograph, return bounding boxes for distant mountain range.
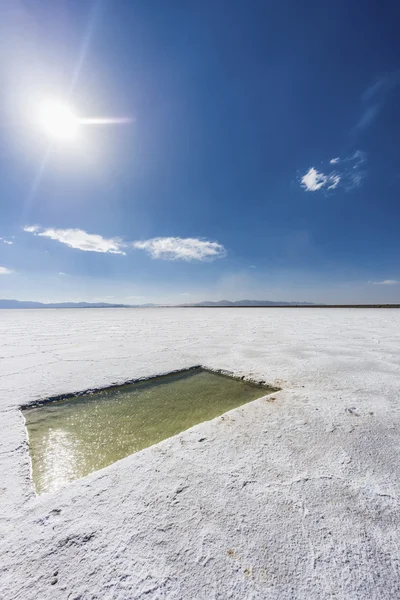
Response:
[0,299,132,309]
[2,299,400,309]
[182,300,315,307]
[0,298,315,309]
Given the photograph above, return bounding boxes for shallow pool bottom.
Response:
[23,367,276,494]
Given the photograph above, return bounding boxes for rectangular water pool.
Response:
[23,367,276,494]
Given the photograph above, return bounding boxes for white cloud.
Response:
[301,168,327,191]
[58,272,67,276]
[24,226,226,262]
[0,266,13,275]
[0,238,13,245]
[133,237,227,261]
[301,167,340,192]
[373,280,400,285]
[327,174,341,190]
[24,226,126,255]
[300,151,366,193]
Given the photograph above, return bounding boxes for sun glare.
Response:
[39,101,79,140]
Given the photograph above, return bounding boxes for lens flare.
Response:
[39,101,79,140]
[35,98,132,144]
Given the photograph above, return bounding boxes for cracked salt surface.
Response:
[1,307,400,599]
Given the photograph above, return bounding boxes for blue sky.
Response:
[1,0,400,304]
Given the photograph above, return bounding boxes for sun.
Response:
[38,101,79,140]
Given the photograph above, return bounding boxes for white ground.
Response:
[0,308,400,599]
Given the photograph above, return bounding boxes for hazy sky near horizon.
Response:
[1,0,400,304]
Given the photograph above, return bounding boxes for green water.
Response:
[23,368,274,494]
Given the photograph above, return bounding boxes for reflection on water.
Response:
[23,368,275,494]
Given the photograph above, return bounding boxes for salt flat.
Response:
[0,307,399,599]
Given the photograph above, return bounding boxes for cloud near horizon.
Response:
[133,237,227,261]
[24,226,126,255]
[23,226,227,262]
[0,266,13,274]
[372,279,400,285]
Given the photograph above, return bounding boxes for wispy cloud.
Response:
[0,237,13,245]
[301,167,341,192]
[299,72,398,192]
[327,174,341,190]
[355,105,380,133]
[372,279,400,285]
[355,71,400,134]
[0,266,13,275]
[301,72,399,191]
[350,149,367,164]
[133,237,227,261]
[24,226,227,262]
[24,226,126,255]
[343,150,367,190]
[300,151,366,193]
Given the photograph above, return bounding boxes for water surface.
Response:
[23,368,274,494]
